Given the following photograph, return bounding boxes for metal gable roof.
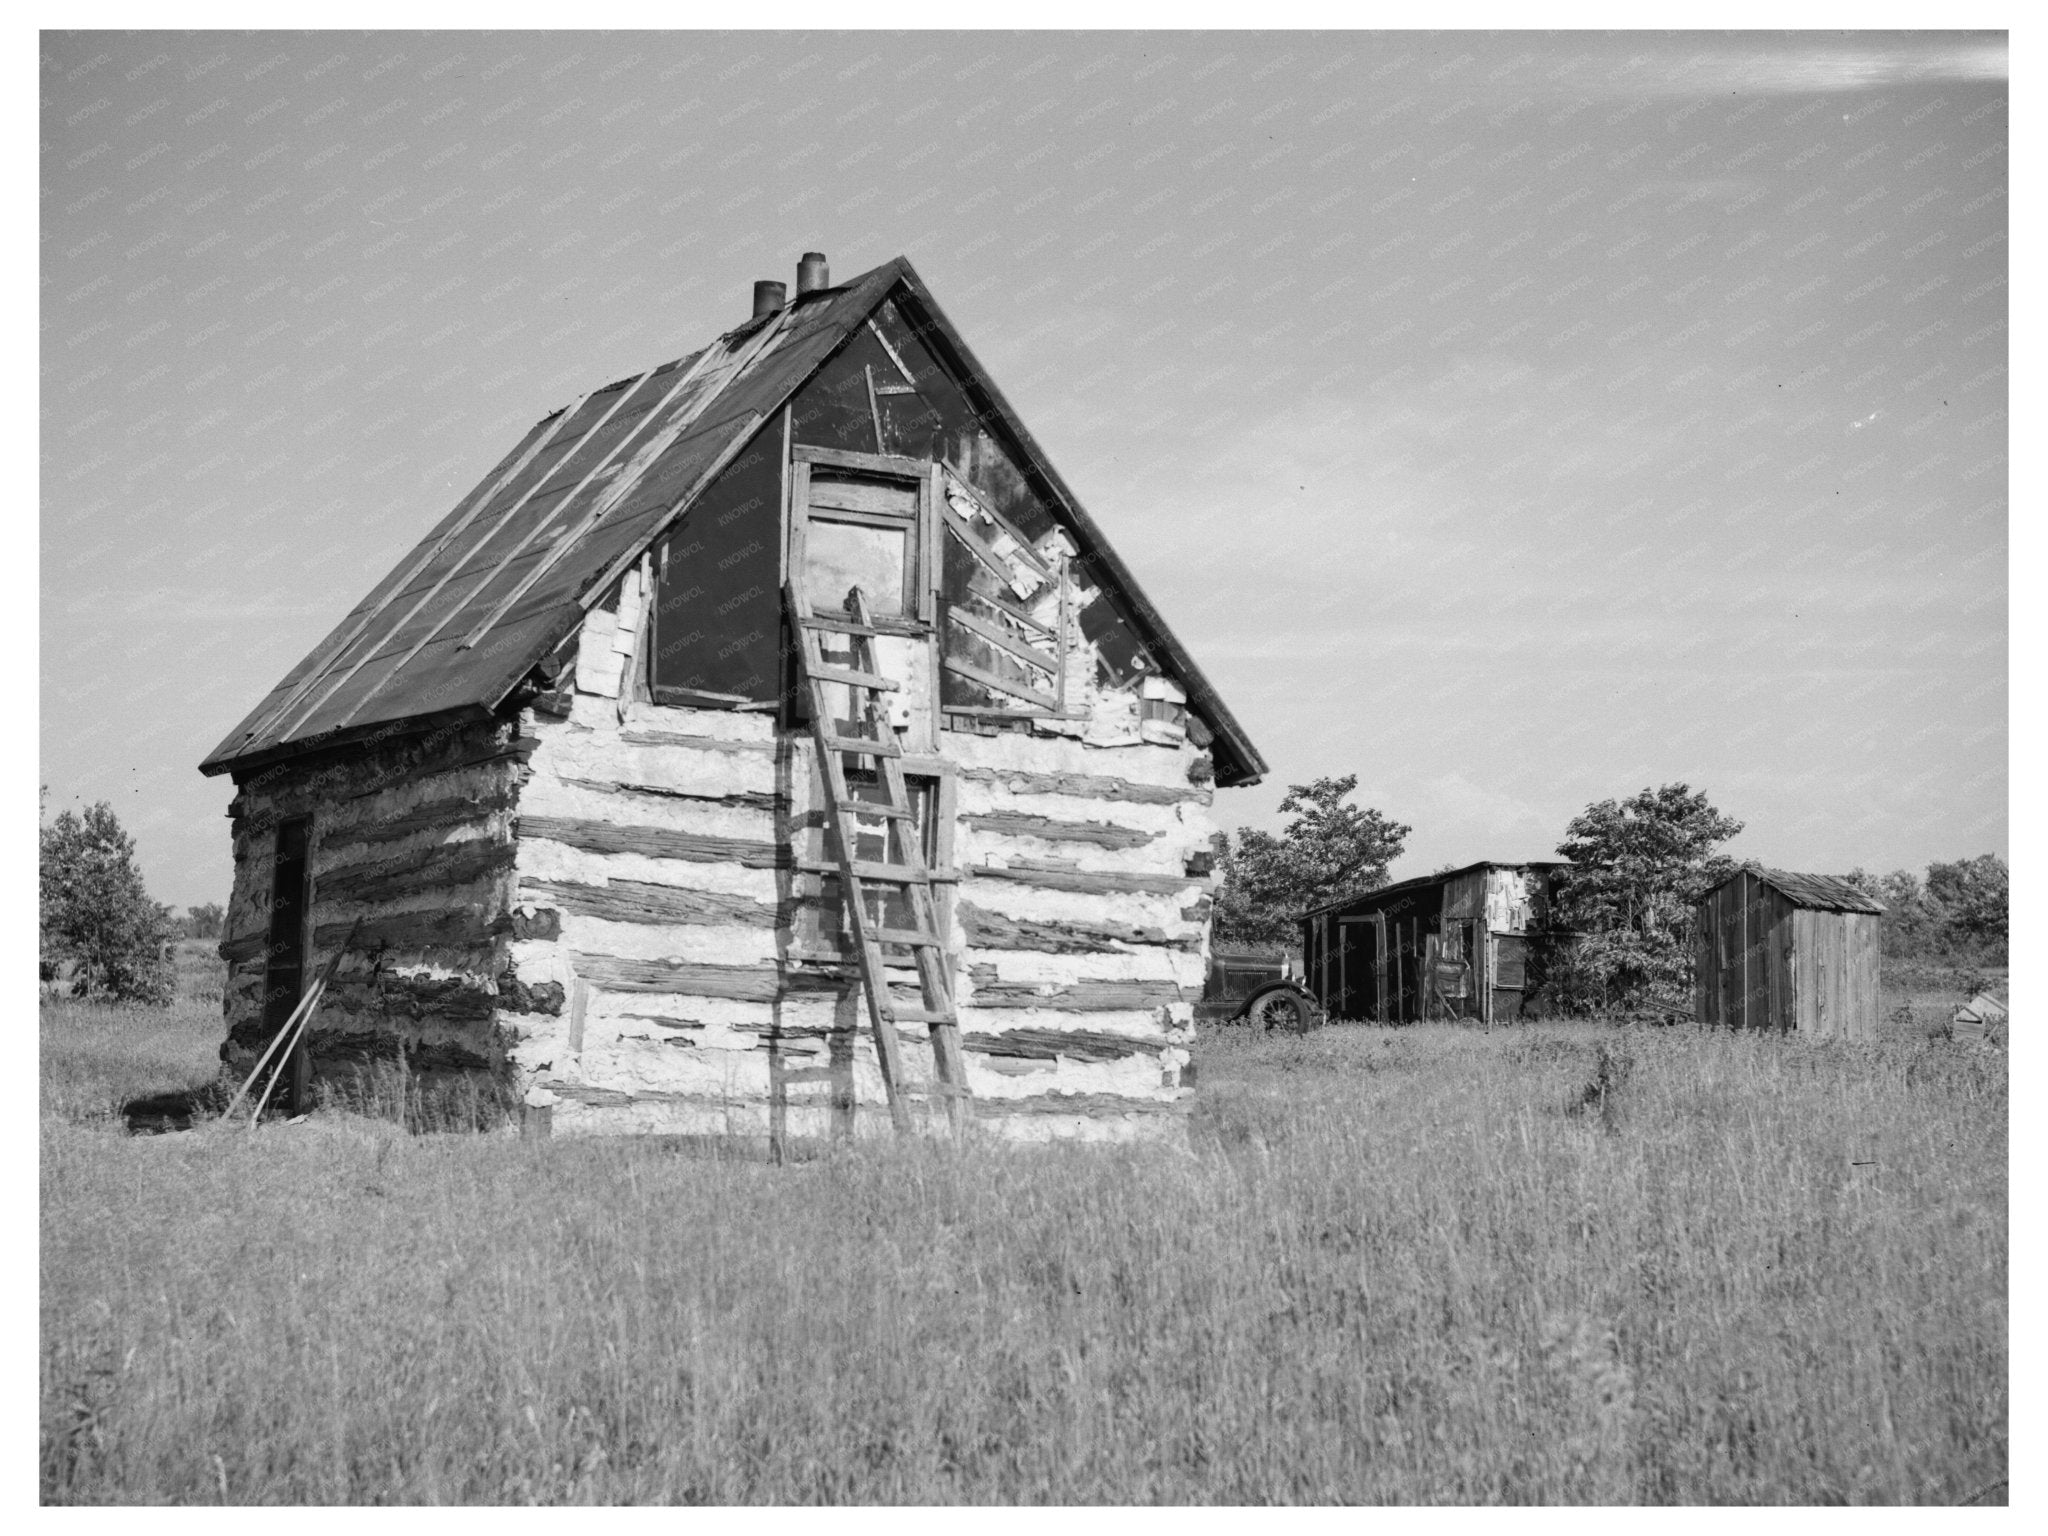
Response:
[200,257,1267,786]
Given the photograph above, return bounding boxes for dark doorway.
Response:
[1336,921,1377,1021]
[261,818,312,1114]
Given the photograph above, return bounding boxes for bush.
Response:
[1539,784,1743,1016]
[39,802,174,1006]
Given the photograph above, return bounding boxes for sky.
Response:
[39,29,2009,910]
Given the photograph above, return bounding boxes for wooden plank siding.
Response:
[1694,871,1881,1039]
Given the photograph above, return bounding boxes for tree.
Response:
[1214,776,1410,948]
[1924,854,2008,960]
[1846,859,2007,964]
[39,801,175,1004]
[180,903,225,940]
[1543,783,1744,1014]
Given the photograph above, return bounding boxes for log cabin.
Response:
[199,253,1266,1146]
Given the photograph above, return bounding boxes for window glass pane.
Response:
[804,518,909,618]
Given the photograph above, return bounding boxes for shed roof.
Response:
[1300,859,1569,922]
[200,256,1266,787]
[1712,868,1886,914]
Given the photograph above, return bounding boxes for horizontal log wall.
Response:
[218,715,532,1079]
[506,601,823,1137]
[944,726,1211,1134]
[502,595,1220,1144]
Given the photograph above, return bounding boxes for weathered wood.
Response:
[502,970,569,1016]
[943,655,1059,711]
[518,814,785,868]
[650,684,777,711]
[570,952,845,1000]
[569,978,590,1053]
[552,775,781,813]
[863,365,885,449]
[960,1026,1168,1062]
[947,606,1059,675]
[972,1091,1187,1118]
[315,971,499,1025]
[956,899,1190,954]
[961,812,1157,849]
[229,723,532,831]
[968,862,1195,898]
[321,784,519,850]
[809,662,900,692]
[317,837,513,904]
[955,765,1208,806]
[313,907,510,954]
[969,978,1187,1011]
[531,686,576,719]
[794,856,957,883]
[807,475,917,517]
[792,442,928,477]
[615,727,776,755]
[219,932,269,966]
[523,877,783,928]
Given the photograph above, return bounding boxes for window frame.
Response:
[935,467,1078,720]
[791,749,957,966]
[788,445,937,636]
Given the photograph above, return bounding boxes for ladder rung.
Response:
[833,799,917,821]
[822,733,901,758]
[809,664,898,692]
[794,857,957,882]
[777,1066,836,1084]
[801,613,882,637]
[837,859,934,885]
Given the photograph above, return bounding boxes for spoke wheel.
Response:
[1246,986,1321,1035]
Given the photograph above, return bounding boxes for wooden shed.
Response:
[1299,861,1567,1025]
[1693,869,1883,1039]
[198,253,1266,1146]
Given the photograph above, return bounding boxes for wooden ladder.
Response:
[786,580,971,1136]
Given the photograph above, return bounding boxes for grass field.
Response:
[41,963,2006,1505]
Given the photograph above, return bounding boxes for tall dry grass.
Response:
[42,1005,2004,1504]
